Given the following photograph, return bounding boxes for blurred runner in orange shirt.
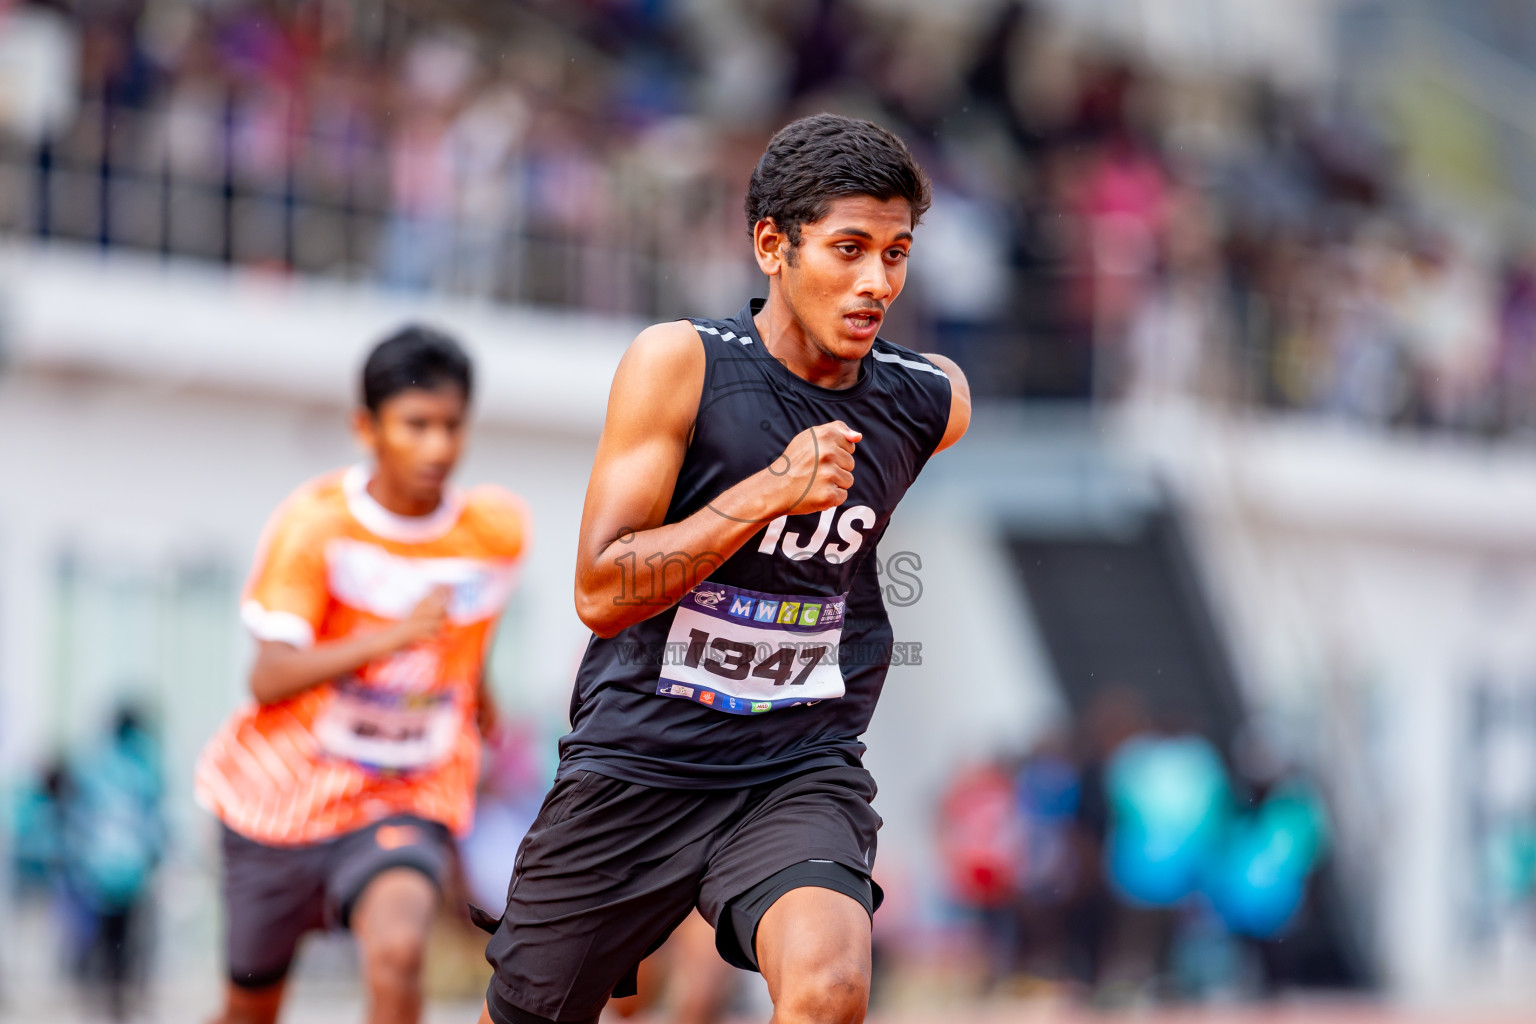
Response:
[197,325,528,1024]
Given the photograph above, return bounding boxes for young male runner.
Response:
[196,326,528,1024]
[477,114,970,1024]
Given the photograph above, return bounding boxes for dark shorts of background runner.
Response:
[221,814,452,989]
[479,763,883,1024]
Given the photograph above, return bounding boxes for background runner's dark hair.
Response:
[362,324,474,413]
[744,113,932,258]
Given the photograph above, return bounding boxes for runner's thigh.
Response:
[221,826,329,989]
[698,765,883,966]
[325,815,453,928]
[483,771,734,1024]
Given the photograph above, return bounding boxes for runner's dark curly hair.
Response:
[362,324,473,413]
[745,114,931,262]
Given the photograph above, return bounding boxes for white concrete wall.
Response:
[1115,405,1536,1006]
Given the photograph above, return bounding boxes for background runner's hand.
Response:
[774,420,861,515]
[391,585,452,649]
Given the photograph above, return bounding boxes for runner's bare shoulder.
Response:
[605,319,707,440]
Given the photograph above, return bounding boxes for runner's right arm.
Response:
[574,321,860,639]
[248,586,450,704]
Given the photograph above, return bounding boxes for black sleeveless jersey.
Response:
[558,299,953,788]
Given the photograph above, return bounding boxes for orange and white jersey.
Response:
[196,465,528,846]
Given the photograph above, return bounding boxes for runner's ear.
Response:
[753,218,789,276]
[351,406,379,458]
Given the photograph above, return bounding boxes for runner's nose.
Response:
[856,258,893,304]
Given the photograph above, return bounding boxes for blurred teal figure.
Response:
[1104,733,1230,907]
[1206,780,1329,939]
[57,707,165,1021]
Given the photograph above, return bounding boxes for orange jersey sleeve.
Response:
[461,484,532,563]
[240,477,344,648]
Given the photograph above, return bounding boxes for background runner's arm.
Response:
[575,322,861,639]
[248,586,450,704]
[922,353,972,453]
[475,669,499,737]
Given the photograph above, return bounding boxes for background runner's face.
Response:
[777,195,913,361]
[353,386,467,510]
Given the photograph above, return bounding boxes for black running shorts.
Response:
[479,764,883,1024]
[220,814,453,989]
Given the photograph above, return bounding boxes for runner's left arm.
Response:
[921,353,972,453]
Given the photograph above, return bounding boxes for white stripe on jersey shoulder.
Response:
[872,347,949,378]
[693,323,752,345]
[242,600,316,648]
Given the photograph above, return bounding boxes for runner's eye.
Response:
[836,243,861,256]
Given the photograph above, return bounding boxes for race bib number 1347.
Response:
[656,582,847,715]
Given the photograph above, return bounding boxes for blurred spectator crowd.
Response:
[933,691,1338,1003]
[9,708,164,1021]
[3,0,1536,429]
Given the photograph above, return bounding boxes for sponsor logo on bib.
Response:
[694,588,727,610]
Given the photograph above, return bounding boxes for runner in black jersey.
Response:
[476,114,971,1024]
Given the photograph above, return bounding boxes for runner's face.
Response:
[358,386,467,507]
[778,195,913,360]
